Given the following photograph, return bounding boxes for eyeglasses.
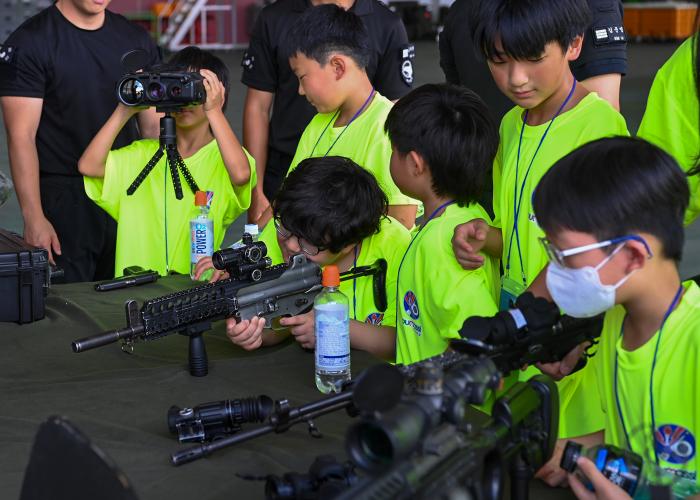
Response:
[539,235,653,267]
[274,217,326,257]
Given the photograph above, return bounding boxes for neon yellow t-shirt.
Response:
[590,280,700,485]
[395,203,500,365]
[494,93,628,438]
[494,92,629,288]
[289,93,418,208]
[84,139,256,277]
[637,36,700,225]
[258,216,410,327]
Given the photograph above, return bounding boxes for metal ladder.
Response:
[156,0,242,51]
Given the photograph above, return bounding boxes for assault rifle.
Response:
[71,235,388,376]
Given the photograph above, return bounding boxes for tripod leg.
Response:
[176,154,200,195]
[127,147,164,196]
[166,147,184,200]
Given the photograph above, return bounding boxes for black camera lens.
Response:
[117,78,144,105]
[169,85,182,97]
[147,81,166,101]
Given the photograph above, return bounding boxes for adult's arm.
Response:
[580,73,622,111]
[1,96,62,264]
[243,88,274,223]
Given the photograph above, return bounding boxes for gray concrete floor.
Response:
[2,40,700,277]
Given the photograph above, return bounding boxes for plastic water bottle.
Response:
[190,191,214,280]
[314,265,351,394]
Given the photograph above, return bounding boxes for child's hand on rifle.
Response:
[280,311,315,349]
[226,316,265,350]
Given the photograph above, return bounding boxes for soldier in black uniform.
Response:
[0,0,160,283]
[439,0,627,120]
[241,0,414,223]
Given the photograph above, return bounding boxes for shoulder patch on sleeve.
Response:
[592,25,627,46]
[0,45,17,64]
[241,51,255,71]
[400,44,415,86]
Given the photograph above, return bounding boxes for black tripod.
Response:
[126,113,199,199]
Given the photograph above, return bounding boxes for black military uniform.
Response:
[439,0,628,121]
[241,0,414,200]
[0,6,160,283]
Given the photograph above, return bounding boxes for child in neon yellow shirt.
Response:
[255,4,419,230]
[79,47,255,277]
[195,156,410,361]
[384,83,500,365]
[533,137,700,497]
[637,35,700,226]
[450,0,628,441]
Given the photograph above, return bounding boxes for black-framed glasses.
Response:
[273,217,326,257]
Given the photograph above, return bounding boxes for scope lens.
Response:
[147,82,166,101]
[169,85,182,97]
[118,78,144,105]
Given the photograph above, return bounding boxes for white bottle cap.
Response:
[244,224,259,236]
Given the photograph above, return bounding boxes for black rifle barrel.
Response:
[170,391,354,466]
[71,324,145,353]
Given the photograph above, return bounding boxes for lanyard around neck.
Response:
[505,79,577,286]
[309,87,375,158]
[613,284,684,465]
[395,200,457,327]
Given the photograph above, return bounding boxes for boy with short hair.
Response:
[200,156,410,361]
[451,0,629,439]
[385,83,500,364]
[533,137,700,493]
[79,47,256,277]
[257,4,419,230]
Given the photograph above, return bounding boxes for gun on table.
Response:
[71,234,388,376]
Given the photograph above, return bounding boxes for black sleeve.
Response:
[438,16,460,85]
[571,0,628,80]
[0,27,47,98]
[240,11,278,92]
[372,18,413,100]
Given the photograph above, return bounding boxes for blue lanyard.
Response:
[395,200,457,327]
[613,284,684,465]
[505,80,577,286]
[309,87,375,158]
[352,244,358,321]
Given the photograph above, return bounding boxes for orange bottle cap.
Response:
[194,191,207,206]
[322,265,340,287]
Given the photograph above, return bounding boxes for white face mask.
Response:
[546,245,635,318]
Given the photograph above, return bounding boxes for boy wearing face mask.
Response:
[533,137,700,489]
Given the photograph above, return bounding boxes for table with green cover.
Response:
[0,276,573,499]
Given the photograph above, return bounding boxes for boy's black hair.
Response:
[168,46,231,111]
[273,156,387,253]
[533,137,689,262]
[285,4,371,69]
[384,83,499,205]
[471,0,591,61]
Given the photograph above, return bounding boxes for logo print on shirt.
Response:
[403,291,420,320]
[365,312,384,325]
[655,424,696,464]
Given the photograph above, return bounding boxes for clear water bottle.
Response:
[314,265,351,394]
[190,191,214,280]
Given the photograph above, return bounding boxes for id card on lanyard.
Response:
[500,80,577,310]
